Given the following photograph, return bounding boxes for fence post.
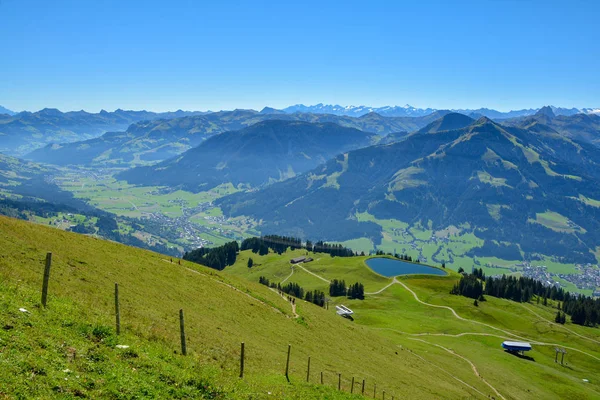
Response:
[362,379,365,395]
[306,356,310,382]
[321,371,323,384]
[41,252,52,307]
[351,377,355,394]
[374,383,376,398]
[383,390,386,400]
[338,373,341,390]
[115,283,121,335]
[285,344,291,382]
[240,342,245,378]
[179,309,187,356]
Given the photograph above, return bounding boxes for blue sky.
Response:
[0,0,598,112]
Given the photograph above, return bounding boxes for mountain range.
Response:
[0,105,15,116]
[275,103,600,119]
[117,120,376,190]
[217,114,600,265]
[0,108,208,156]
[503,106,600,147]
[25,110,451,167]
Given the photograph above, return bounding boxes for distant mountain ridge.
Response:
[0,105,16,116]
[271,103,600,119]
[217,116,600,265]
[0,108,208,156]
[117,120,377,190]
[26,110,451,167]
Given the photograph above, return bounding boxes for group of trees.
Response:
[281,282,304,299]
[240,235,357,258]
[472,267,485,280]
[329,279,347,297]
[305,290,326,307]
[452,271,600,327]
[483,275,538,303]
[240,237,270,255]
[329,279,365,300]
[258,278,325,308]
[450,274,484,300]
[311,241,355,257]
[183,241,239,271]
[347,282,365,300]
[555,311,567,324]
[563,295,600,326]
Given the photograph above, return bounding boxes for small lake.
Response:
[365,257,448,277]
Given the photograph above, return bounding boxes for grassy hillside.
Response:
[1,216,490,399]
[225,248,600,400]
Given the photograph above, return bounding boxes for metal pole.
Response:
[115,283,120,335]
[240,342,245,378]
[41,252,52,307]
[179,309,187,356]
[285,344,291,382]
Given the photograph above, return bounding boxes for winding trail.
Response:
[163,259,288,317]
[300,264,600,363]
[269,287,299,318]
[520,303,600,346]
[280,266,294,284]
[295,263,329,283]
[408,337,506,400]
[395,280,530,341]
[405,347,491,399]
[365,277,398,295]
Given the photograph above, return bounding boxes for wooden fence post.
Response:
[338,373,341,390]
[321,371,323,384]
[306,356,310,382]
[374,383,377,398]
[41,252,52,307]
[179,309,187,356]
[351,377,355,394]
[240,342,245,378]
[114,283,121,335]
[362,379,365,395]
[285,344,291,382]
[383,390,386,400]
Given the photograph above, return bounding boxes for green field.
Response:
[55,173,237,219]
[225,247,600,400]
[2,215,527,399]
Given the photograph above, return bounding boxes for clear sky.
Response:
[0,0,598,112]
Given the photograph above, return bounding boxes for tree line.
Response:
[451,271,600,327]
[258,277,325,307]
[240,235,356,258]
[329,279,365,300]
[183,241,239,271]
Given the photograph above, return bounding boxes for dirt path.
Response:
[405,347,491,399]
[520,304,600,346]
[270,287,299,318]
[280,266,294,284]
[295,263,329,283]
[163,259,288,317]
[365,277,398,295]
[394,280,530,341]
[408,337,506,400]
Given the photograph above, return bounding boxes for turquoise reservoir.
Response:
[365,257,447,277]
